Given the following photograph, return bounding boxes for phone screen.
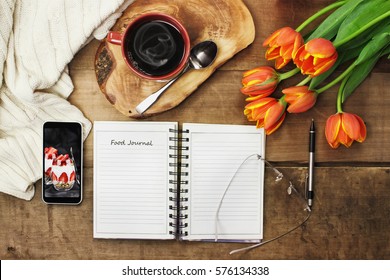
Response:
[42,121,83,204]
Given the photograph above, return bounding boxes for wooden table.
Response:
[1,0,390,260]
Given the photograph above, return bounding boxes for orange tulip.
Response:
[241,66,279,99]
[263,27,304,69]
[282,86,318,113]
[244,97,287,135]
[293,38,338,77]
[325,112,367,148]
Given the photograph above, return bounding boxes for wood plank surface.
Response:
[1,167,389,259]
[1,0,390,260]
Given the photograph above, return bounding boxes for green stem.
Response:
[336,87,344,113]
[334,10,390,48]
[317,62,356,94]
[279,94,287,104]
[297,76,312,86]
[279,68,300,80]
[336,74,350,113]
[296,1,347,32]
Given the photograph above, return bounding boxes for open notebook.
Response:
[93,122,265,242]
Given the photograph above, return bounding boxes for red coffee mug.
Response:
[107,13,191,81]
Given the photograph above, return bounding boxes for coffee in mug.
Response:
[107,13,190,81]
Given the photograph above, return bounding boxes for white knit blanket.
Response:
[0,0,134,200]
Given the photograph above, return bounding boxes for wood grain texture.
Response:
[1,167,389,259]
[95,0,255,118]
[1,0,390,260]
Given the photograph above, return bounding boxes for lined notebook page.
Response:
[182,124,265,242]
[93,121,177,239]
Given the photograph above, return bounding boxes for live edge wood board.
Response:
[95,0,255,118]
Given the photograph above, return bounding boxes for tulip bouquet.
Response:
[242,0,390,148]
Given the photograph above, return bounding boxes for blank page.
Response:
[181,123,265,242]
[93,121,177,239]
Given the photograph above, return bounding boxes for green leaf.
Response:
[354,31,390,65]
[384,45,390,56]
[334,0,390,45]
[308,0,364,41]
[341,45,390,103]
[341,56,380,103]
[381,45,390,58]
[341,44,369,62]
[337,22,385,51]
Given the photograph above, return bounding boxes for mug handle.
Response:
[107,31,123,45]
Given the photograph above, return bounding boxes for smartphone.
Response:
[42,121,83,204]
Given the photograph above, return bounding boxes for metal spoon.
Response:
[135,40,218,114]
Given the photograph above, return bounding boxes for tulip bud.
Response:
[263,27,304,69]
[244,97,287,135]
[282,86,318,113]
[325,112,366,148]
[241,66,280,99]
[293,38,338,77]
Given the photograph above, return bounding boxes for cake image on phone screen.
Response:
[45,148,76,191]
[42,121,83,204]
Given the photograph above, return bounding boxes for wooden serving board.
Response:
[95,0,255,118]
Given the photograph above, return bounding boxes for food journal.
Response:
[93,121,265,242]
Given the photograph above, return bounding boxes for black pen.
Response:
[308,119,315,207]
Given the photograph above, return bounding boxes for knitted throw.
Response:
[0,0,134,200]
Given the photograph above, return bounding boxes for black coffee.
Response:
[126,20,185,77]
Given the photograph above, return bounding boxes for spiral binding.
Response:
[168,128,190,237]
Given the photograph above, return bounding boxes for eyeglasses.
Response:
[214,154,312,255]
